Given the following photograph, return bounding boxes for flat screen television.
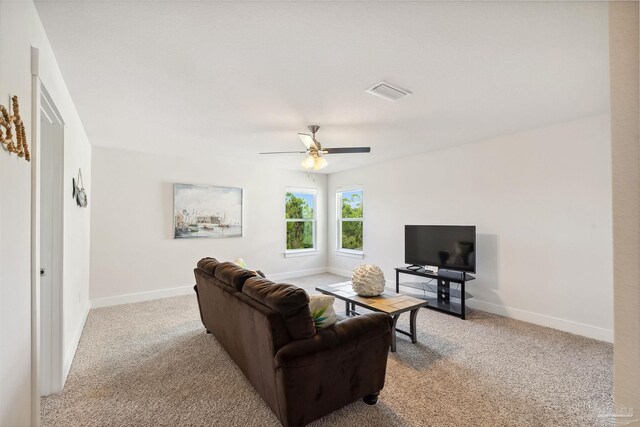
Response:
[405,225,476,273]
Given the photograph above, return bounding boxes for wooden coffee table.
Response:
[315,282,429,352]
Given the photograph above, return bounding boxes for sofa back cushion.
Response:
[214,261,256,290]
[197,257,220,276]
[242,276,316,340]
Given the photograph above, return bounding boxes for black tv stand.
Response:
[406,264,422,271]
[395,267,475,319]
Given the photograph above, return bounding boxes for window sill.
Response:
[335,250,365,259]
[284,250,320,258]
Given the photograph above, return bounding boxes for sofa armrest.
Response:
[274,312,392,369]
[273,312,392,426]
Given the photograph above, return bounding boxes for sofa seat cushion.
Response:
[197,257,220,276]
[243,277,316,340]
[214,262,257,290]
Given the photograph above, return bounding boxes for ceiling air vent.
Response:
[366,81,411,102]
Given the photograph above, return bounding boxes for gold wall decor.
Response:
[0,96,30,161]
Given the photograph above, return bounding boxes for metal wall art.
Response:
[73,169,88,207]
[0,96,30,161]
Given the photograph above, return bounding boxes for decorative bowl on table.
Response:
[351,264,386,296]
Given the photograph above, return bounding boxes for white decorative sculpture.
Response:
[351,265,386,296]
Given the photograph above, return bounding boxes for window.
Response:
[285,188,317,253]
[337,188,363,255]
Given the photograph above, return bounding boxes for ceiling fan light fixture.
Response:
[313,156,328,170]
[301,155,315,170]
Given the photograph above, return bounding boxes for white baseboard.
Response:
[87,267,612,343]
[62,302,90,385]
[267,267,329,281]
[89,269,330,309]
[90,285,195,309]
[329,266,611,342]
[467,299,613,343]
[327,267,352,278]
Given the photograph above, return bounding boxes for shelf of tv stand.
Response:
[399,282,473,300]
[399,291,471,317]
[395,267,475,320]
[396,267,475,282]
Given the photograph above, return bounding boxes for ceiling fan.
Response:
[260,125,371,170]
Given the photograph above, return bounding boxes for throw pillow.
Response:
[233,257,266,278]
[309,295,337,329]
[233,257,248,269]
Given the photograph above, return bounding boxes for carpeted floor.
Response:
[42,274,613,426]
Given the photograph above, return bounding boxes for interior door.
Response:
[39,89,64,396]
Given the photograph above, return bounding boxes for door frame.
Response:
[30,46,65,425]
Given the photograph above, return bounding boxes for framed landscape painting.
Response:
[173,183,243,239]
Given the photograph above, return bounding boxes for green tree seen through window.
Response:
[339,191,363,251]
[286,192,315,250]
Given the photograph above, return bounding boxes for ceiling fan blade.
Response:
[259,151,307,155]
[298,133,318,150]
[323,147,371,154]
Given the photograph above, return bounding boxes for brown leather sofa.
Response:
[193,257,393,427]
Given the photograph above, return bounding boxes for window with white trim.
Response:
[337,188,363,254]
[285,188,317,252]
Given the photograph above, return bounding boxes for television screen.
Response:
[405,225,476,273]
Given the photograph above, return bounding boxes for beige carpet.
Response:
[42,274,612,426]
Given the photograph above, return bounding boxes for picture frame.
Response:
[173,183,243,239]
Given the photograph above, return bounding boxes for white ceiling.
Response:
[35,1,610,174]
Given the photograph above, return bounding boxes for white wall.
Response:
[0,2,92,425]
[328,114,613,341]
[89,147,327,307]
[60,103,92,382]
